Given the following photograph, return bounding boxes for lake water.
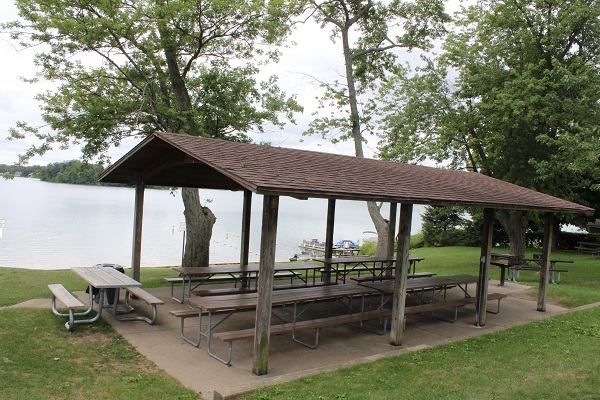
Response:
[0,178,424,269]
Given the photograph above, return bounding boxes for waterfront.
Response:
[0,178,423,269]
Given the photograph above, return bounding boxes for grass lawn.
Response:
[0,246,598,399]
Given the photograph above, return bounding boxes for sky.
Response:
[0,1,460,166]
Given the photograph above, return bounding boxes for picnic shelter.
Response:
[99,132,594,375]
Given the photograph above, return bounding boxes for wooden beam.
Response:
[476,208,494,326]
[240,190,252,288]
[323,199,336,283]
[390,203,412,346]
[131,182,145,282]
[537,213,554,312]
[252,195,279,376]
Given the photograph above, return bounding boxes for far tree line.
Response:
[0,160,105,185]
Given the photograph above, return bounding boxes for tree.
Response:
[378,0,600,256]
[3,0,302,267]
[304,0,448,255]
[421,205,467,247]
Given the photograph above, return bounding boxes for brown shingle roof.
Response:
[99,132,594,214]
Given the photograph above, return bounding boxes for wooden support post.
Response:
[240,190,252,288]
[323,199,336,283]
[131,182,145,282]
[537,213,554,312]
[390,203,412,346]
[252,195,279,376]
[386,203,398,275]
[476,208,494,327]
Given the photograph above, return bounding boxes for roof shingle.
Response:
[98,132,594,214]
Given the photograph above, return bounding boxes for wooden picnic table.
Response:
[312,255,425,283]
[171,262,322,303]
[510,256,573,284]
[186,283,384,365]
[356,274,479,304]
[71,266,142,325]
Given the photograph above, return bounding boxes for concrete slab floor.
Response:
[12,280,570,400]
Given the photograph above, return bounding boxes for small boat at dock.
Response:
[296,238,361,258]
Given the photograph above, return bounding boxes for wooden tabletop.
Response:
[188,284,380,312]
[357,274,479,294]
[72,266,142,289]
[173,262,321,276]
[312,255,424,264]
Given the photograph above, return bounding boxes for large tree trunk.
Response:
[341,22,391,254]
[182,187,216,268]
[367,201,391,256]
[496,210,528,257]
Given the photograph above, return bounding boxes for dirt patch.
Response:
[69,332,112,347]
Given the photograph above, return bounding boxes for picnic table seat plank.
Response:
[351,272,436,283]
[405,292,508,322]
[48,283,87,331]
[114,287,165,325]
[211,309,392,365]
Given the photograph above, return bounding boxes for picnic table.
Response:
[68,266,143,325]
[491,253,572,284]
[312,255,425,283]
[509,256,573,284]
[171,262,322,303]
[185,284,384,365]
[356,273,479,304]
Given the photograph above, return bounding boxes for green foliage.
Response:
[358,241,377,256]
[2,0,303,164]
[0,163,43,179]
[304,0,449,149]
[36,160,106,185]
[409,233,424,248]
[378,0,600,230]
[421,206,469,247]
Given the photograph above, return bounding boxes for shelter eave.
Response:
[254,186,594,215]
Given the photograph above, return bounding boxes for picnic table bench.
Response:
[212,309,391,365]
[117,287,164,325]
[48,284,87,331]
[350,271,436,283]
[405,292,507,323]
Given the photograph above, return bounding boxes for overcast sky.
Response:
[0,1,460,166]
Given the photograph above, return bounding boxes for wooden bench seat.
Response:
[210,309,391,365]
[116,287,164,325]
[351,272,436,283]
[405,293,508,322]
[192,281,336,297]
[49,283,87,331]
[509,265,568,283]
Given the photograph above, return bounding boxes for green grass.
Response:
[0,266,195,399]
[243,306,600,400]
[0,309,197,399]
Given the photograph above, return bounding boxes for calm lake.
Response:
[0,178,424,270]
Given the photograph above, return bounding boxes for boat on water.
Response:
[295,238,361,258]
